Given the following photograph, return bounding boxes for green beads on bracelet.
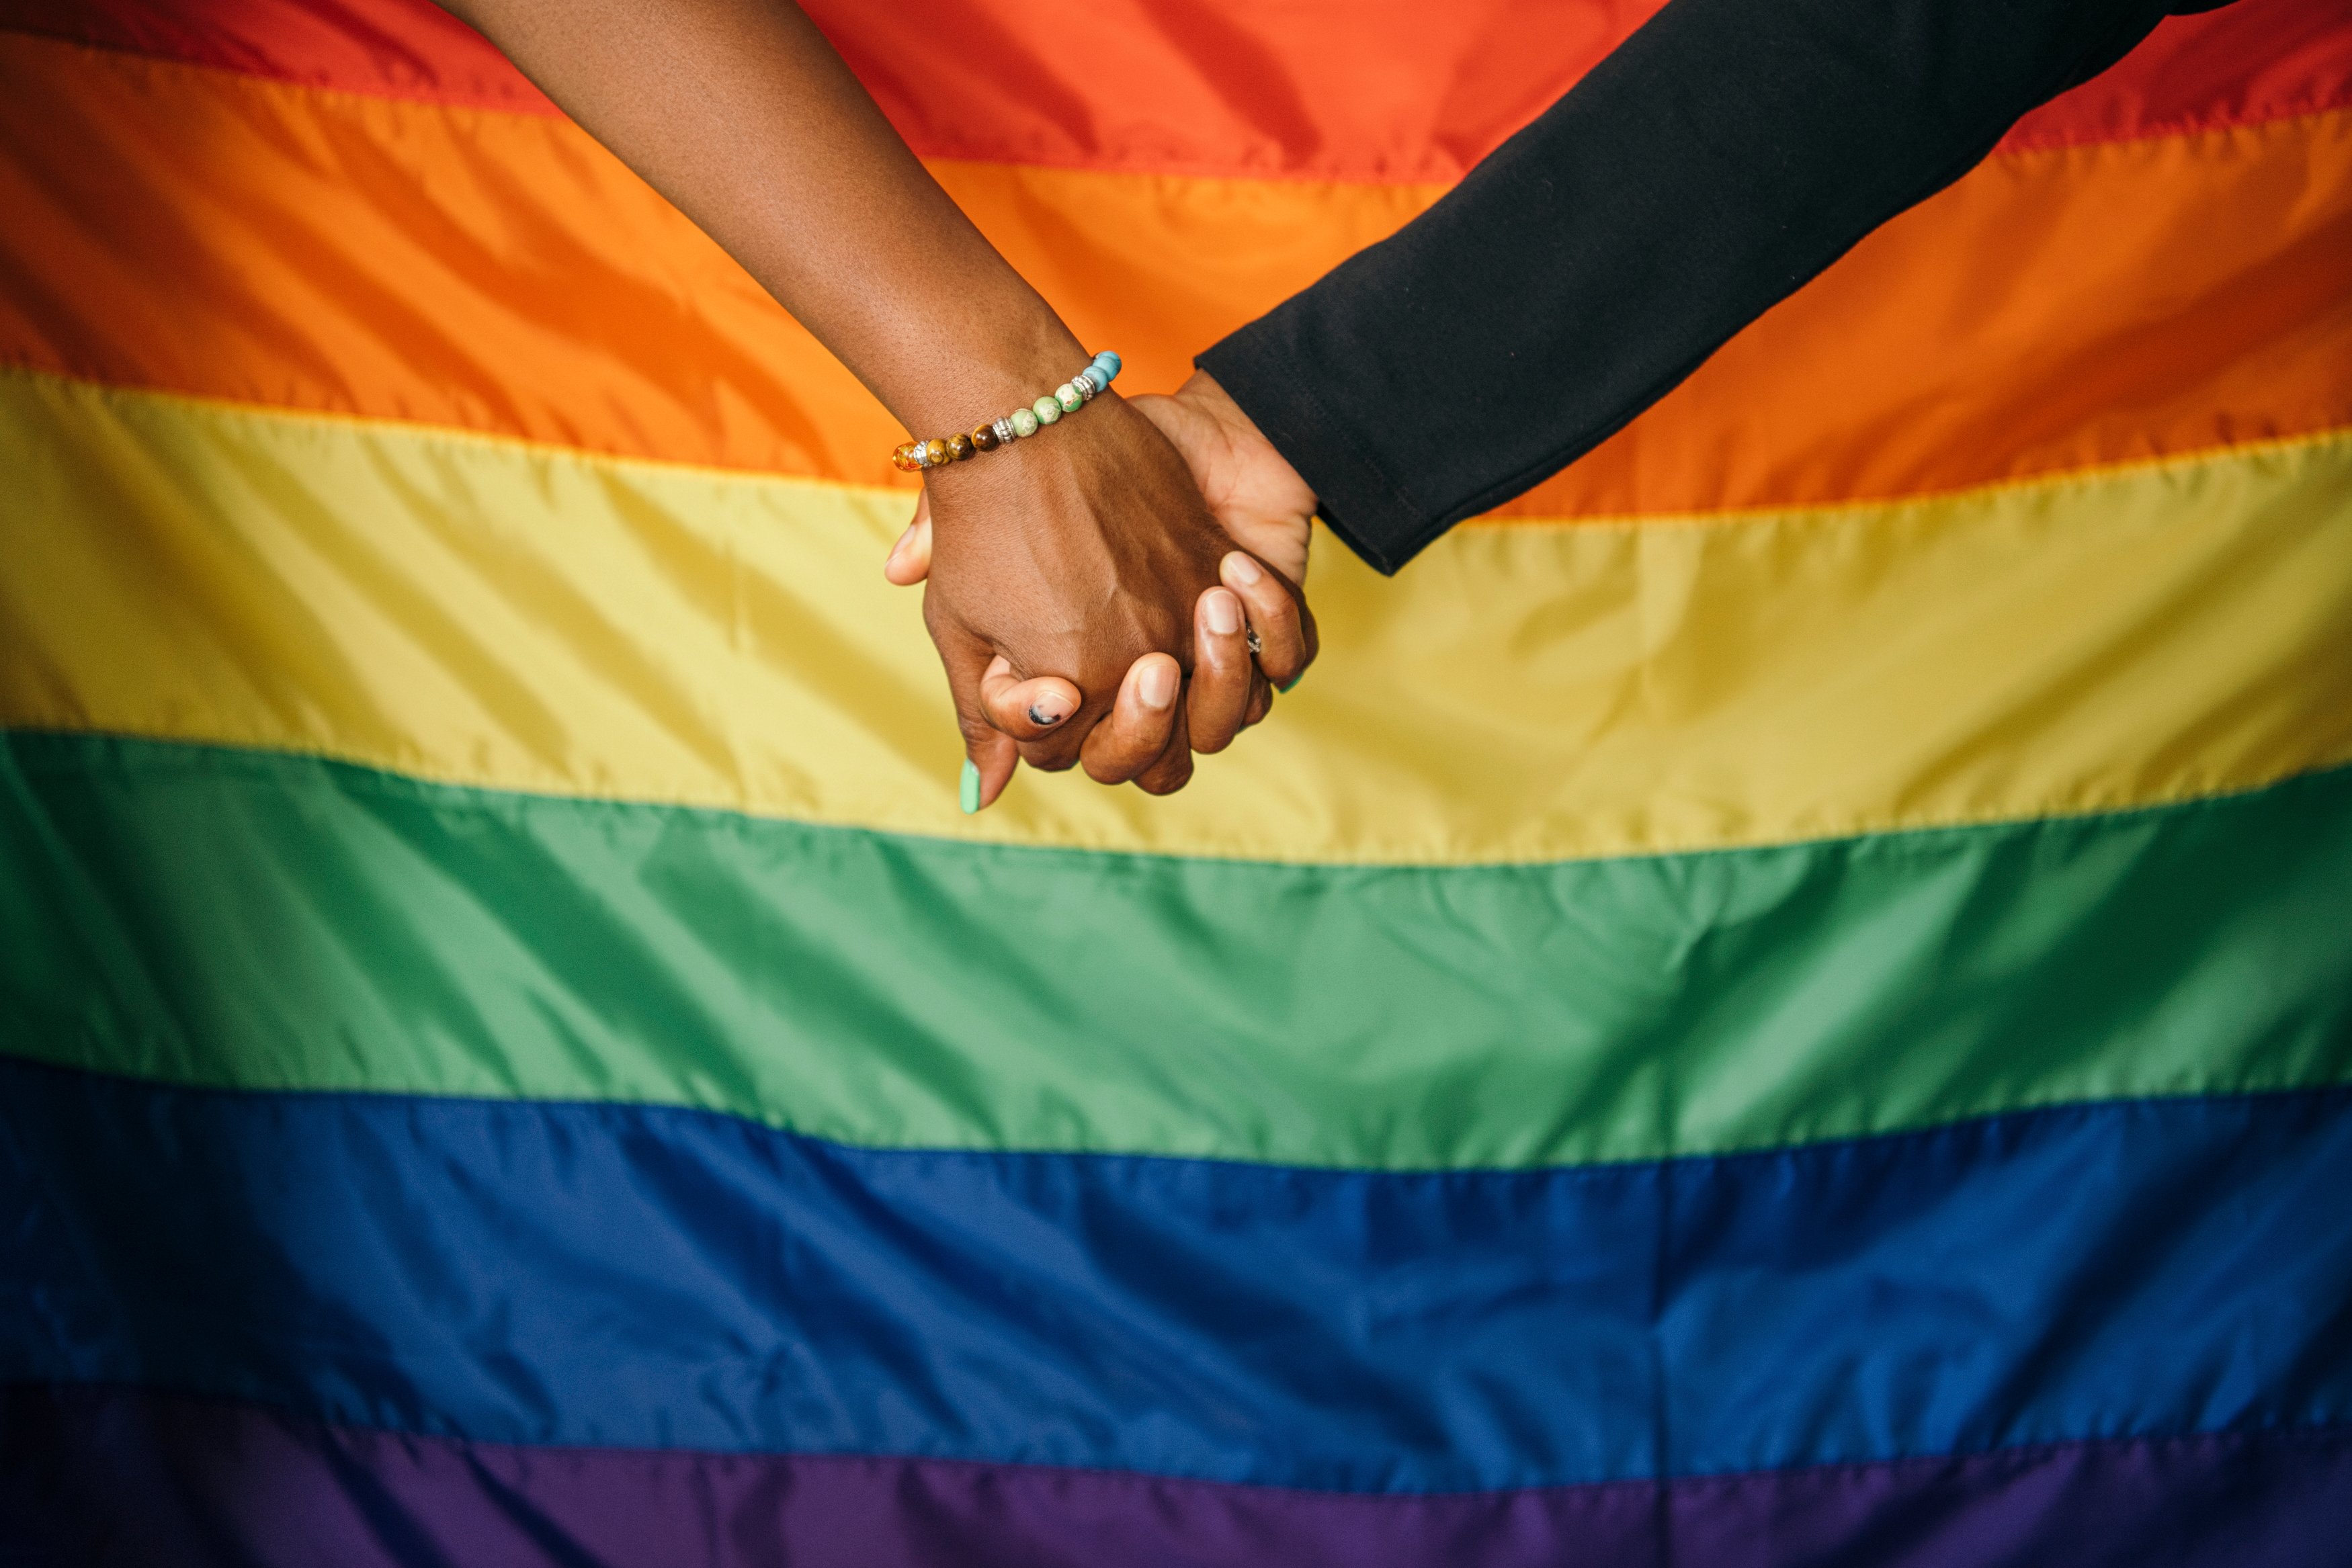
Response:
[888,351,1122,472]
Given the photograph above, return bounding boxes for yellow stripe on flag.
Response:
[4,369,2348,865]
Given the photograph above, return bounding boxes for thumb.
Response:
[884,491,934,586]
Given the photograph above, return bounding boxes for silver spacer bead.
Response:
[1073,374,1096,402]
[993,417,1017,444]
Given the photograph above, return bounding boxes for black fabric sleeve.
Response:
[1196,0,2192,574]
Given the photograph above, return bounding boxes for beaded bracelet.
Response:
[891,351,1122,473]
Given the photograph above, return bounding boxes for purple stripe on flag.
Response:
[3,1385,2343,1567]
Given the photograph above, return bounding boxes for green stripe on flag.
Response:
[4,731,2349,1170]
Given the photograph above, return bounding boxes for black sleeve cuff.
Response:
[1193,335,1435,576]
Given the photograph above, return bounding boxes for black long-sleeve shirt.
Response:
[1197,0,2220,574]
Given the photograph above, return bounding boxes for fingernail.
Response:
[1277,672,1303,695]
[1204,589,1242,636]
[1138,662,1177,709]
[1027,694,1073,727]
[1224,554,1264,586]
[959,758,981,814]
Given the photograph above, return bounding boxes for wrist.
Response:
[886,310,1093,442]
[898,337,1128,496]
[1178,369,1310,496]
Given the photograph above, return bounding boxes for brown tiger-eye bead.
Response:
[970,423,1001,453]
[947,433,976,462]
[923,439,950,467]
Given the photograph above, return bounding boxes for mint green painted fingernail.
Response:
[960,758,982,814]
[1277,674,1302,694]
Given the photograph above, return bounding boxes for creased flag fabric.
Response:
[1,1,2349,1563]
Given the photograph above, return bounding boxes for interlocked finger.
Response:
[1187,586,1253,754]
[1221,550,1312,687]
[1131,694,1195,795]
[1080,653,1183,785]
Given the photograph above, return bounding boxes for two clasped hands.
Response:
[878,365,1318,811]
[442,0,1333,810]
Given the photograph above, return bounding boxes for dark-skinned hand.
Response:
[890,370,1319,808]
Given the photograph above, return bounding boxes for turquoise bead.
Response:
[1055,383,1084,412]
[1082,365,1108,394]
[1032,396,1062,425]
[1093,350,1121,382]
[1009,406,1040,438]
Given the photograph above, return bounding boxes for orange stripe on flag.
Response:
[1,36,2345,515]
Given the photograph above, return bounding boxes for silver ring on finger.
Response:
[1246,627,1263,657]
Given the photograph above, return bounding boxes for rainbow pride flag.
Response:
[3,0,2349,1560]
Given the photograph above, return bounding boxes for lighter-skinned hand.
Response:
[886,369,1317,806]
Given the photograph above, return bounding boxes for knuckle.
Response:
[1136,763,1193,796]
[1019,733,1084,773]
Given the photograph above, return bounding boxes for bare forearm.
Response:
[440,0,1300,799]
[440,0,1084,433]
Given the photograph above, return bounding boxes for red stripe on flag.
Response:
[5,0,2347,180]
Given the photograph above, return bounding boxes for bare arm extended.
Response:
[439,0,1312,801]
